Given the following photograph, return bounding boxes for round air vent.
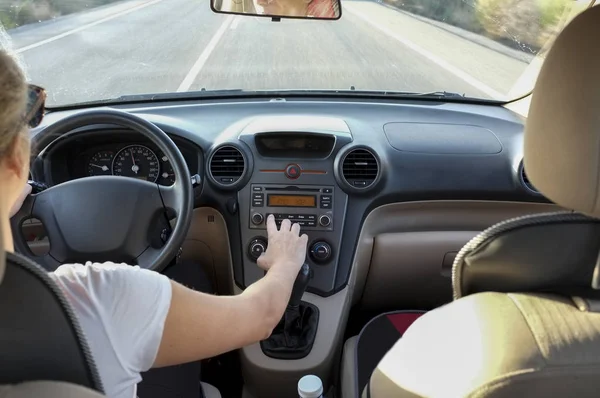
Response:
[519,161,539,194]
[341,148,379,189]
[209,145,246,187]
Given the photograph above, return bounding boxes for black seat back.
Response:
[0,252,104,393]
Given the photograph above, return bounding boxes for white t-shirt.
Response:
[49,262,172,398]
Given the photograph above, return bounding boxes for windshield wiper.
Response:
[412,90,465,98]
[344,88,465,98]
[114,88,249,102]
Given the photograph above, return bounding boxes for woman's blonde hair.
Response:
[0,50,28,158]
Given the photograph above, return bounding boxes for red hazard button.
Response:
[285,164,301,179]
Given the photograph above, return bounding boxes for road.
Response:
[4,0,533,106]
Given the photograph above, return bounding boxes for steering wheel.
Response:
[10,109,193,272]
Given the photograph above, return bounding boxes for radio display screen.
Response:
[267,194,316,208]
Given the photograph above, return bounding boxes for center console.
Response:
[247,183,335,259]
[233,119,352,296]
[210,115,357,397]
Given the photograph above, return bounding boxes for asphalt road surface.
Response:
[5,0,534,106]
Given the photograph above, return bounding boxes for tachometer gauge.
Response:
[157,152,176,185]
[88,151,114,176]
[112,145,159,182]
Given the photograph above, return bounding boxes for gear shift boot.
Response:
[261,263,319,359]
[260,302,319,359]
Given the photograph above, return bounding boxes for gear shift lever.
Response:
[261,263,320,360]
[288,263,311,308]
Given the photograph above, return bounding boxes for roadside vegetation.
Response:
[0,0,123,29]
[387,0,590,53]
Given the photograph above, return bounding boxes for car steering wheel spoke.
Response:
[9,194,62,271]
[158,182,186,217]
[135,245,167,270]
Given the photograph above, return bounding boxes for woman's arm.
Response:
[153,215,307,367]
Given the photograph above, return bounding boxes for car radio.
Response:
[248,184,334,231]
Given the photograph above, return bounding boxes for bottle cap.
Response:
[298,375,323,398]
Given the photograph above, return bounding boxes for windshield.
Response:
[0,0,593,106]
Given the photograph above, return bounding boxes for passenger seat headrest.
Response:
[453,212,600,301]
[525,5,600,218]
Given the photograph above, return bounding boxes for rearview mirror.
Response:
[211,0,341,20]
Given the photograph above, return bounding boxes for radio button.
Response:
[320,195,332,202]
[251,213,264,225]
[319,215,332,227]
[252,193,265,207]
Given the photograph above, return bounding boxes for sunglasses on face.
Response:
[24,84,46,128]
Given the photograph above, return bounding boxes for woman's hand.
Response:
[9,183,32,218]
[257,215,308,273]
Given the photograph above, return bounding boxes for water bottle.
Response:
[298,375,323,398]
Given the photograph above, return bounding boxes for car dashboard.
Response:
[28,96,559,397]
[33,96,543,297]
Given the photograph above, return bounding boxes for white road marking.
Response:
[16,0,164,53]
[344,4,505,100]
[230,15,241,30]
[177,15,234,92]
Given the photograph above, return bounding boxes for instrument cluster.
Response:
[83,144,175,186]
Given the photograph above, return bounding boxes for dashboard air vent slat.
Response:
[209,146,245,184]
[342,149,379,188]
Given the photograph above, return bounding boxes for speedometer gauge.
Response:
[112,145,159,182]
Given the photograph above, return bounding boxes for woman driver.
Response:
[0,49,309,398]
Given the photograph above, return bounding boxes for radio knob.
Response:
[251,213,264,225]
[310,241,332,263]
[248,238,268,262]
[318,215,332,227]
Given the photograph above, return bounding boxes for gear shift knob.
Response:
[288,263,311,308]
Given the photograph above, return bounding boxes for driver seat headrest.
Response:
[525,5,600,217]
[0,252,104,392]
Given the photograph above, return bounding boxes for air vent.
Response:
[520,163,539,193]
[209,146,245,186]
[342,148,379,189]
